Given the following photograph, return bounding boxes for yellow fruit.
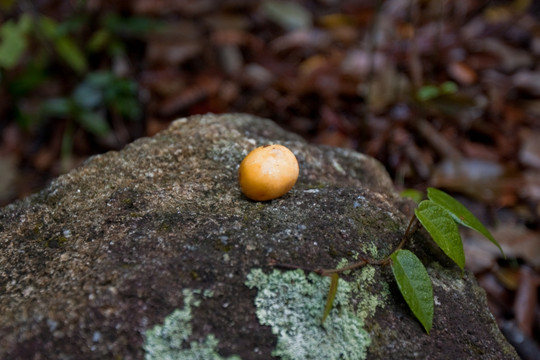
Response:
[238,144,299,201]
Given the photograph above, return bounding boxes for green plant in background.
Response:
[42,71,141,135]
[412,80,476,118]
[0,3,160,167]
[41,71,141,170]
[277,187,504,333]
[88,13,162,56]
[0,14,33,69]
[415,81,458,102]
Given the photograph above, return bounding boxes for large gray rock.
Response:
[0,113,517,359]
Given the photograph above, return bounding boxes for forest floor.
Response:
[1,0,539,358]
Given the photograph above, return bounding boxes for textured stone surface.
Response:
[0,113,517,359]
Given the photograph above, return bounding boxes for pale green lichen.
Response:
[143,289,240,360]
[364,242,379,259]
[333,257,388,319]
[349,265,388,320]
[336,257,353,275]
[245,268,374,360]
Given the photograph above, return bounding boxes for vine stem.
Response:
[270,214,420,276]
[390,214,420,259]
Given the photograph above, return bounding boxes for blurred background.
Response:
[0,0,539,358]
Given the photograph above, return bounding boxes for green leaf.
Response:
[0,18,29,68]
[440,81,458,95]
[18,14,33,33]
[77,112,110,136]
[38,16,88,73]
[42,98,75,117]
[38,16,59,39]
[416,85,440,102]
[427,188,504,257]
[73,81,103,109]
[85,71,115,87]
[415,200,465,270]
[87,29,111,52]
[112,97,141,120]
[321,273,339,325]
[56,13,87,35]
[54,36,88,73]
[390,249,433,333]
[400,189,424,204]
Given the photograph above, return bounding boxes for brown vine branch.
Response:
[270,213,420,276]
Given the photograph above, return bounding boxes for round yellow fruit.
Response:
[238,144,299,201]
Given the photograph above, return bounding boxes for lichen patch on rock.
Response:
[245,269,371,360]
[144,289,240,360]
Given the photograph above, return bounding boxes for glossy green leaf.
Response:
[390,249,433,333]
[415,200,465,270]
[321,273,339,325]
[427,187,504,257]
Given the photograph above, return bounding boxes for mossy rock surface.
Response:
[0,113,517,359]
